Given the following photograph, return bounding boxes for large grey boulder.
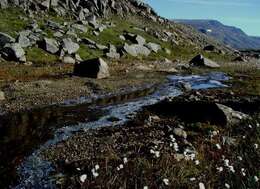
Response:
[0,32,15,48]
[0,0,8,8]
[216,104,248,125]
[122,43,151,57]
[62,38,79,55]
[41,38,59,54]
[106,44,120,59]
[71,24,88,33]
[17,33,31,48]
[74,58,110,79]
[190,54,220,68]
[124,33,146,45]
[1,43,26,62]
[133,44,151,56]
[123,43,138,57]
[145,42,161,53]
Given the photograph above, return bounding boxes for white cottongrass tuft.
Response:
[143,186,148,189]
[237,156,243,161]
[91,168,99,178]
[117,164,124,171]
[216,166,223,172]
[216,143,221,150]
[80,174,87,183]
[254,143,258,149]
[189,177,196,181]
[163,178,169,185]
[241,168,246,176]
[225,183,230,188]
[195,160,200,165]
[123,157,128,164]
[95,164,100,170]
[254,176,259,182]
[199,182,205,189]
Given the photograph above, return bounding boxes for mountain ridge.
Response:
[175,19,260,50]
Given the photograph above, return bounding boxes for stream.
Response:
[0,72,230,188]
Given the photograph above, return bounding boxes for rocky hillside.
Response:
[175,19,260,50]
[0,0,235,66]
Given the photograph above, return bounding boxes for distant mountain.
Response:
[175,19,260,50]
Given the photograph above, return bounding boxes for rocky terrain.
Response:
[0,0,259,189]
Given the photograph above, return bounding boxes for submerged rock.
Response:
[74,58,110,79]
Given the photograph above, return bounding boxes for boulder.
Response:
[82,38,96,45]
[1,43,26,62]
[145,42,161,53]
[17,33,31,48]
[40,38,59,54]
[203,45,216,52]
[62,56,76,64]
[124,33,146,45]
[216,104,248,125]
[62,38,79,55]
[190,54,220,68]
[0,32,15,48]
[74,58,110,79]
[122,43,151,57]
[105,44,120,59]
[0,0,8,9]
[71,24,88,33]
[122,43,137,57]
[132,44,151,56]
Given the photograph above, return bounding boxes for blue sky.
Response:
[145,0,260,36]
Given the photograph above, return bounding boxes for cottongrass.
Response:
[225,183,230,188]
[163,178,169,185]
[199,182,205,189]
[80,174,87,183]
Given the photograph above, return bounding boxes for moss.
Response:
[26,47,59,64]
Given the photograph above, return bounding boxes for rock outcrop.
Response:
[1,0,157,20]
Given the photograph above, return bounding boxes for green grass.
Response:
[0,8,29,37]
[26,47,59,64]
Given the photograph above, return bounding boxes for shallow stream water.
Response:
[0,72,229,188]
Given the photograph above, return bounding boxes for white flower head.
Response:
[95,164,100,170]
[163,178,169,185]
[195,160,200,165]
[123,157,128,164]
[254,176,259,182]
[80,174,87,183]
[216,143,221,150]
[225,183,230,188]
[190,177,196,181]
[199,182,205,189]
[217,166,223,172]
[143,186,148,189]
